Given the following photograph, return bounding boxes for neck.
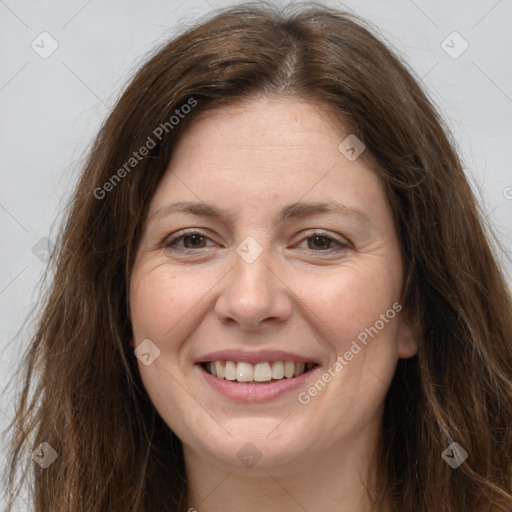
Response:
[184,423,385,512]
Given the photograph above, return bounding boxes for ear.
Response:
[396,305,419,359]
[129,338,135,349]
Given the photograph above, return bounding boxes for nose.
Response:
[214,243,293,332]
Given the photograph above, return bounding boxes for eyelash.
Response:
[163,229,349,254]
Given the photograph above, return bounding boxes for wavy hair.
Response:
[3,2,512,510]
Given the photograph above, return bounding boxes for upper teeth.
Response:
[206,361,313,382]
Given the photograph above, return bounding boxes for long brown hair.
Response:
[3,2,512,510]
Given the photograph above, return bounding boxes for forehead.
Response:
[149,95,389,224]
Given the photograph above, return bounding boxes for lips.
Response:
[196,350,320,401]
[197,349,319,366]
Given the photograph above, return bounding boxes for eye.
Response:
[163,230,216,251]
[162,229,349,254]
[297,231,349,253]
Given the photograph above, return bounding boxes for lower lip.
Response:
[198,364,319,402]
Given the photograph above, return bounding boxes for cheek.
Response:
[296,265,401,346]
[293,268,402,424]
[129,266,205,437]
[130,265,207,342]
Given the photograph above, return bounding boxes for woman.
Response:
[4,2,512,511]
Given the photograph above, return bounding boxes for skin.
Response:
[129,95,417,512]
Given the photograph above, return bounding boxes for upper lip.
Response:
[196,349,320,365]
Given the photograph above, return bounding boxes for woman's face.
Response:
[129,95,417,471]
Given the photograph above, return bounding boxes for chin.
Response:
[185,417,312,471]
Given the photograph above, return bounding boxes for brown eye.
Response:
[182,234,206,249]
[307,235,333,251]
[164,231,214,251]
[299,232,349,253]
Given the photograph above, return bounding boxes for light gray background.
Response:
[1,0,511,498]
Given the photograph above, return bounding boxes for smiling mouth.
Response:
[201,361,317,384]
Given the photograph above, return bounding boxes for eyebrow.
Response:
[149,200,371,225]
